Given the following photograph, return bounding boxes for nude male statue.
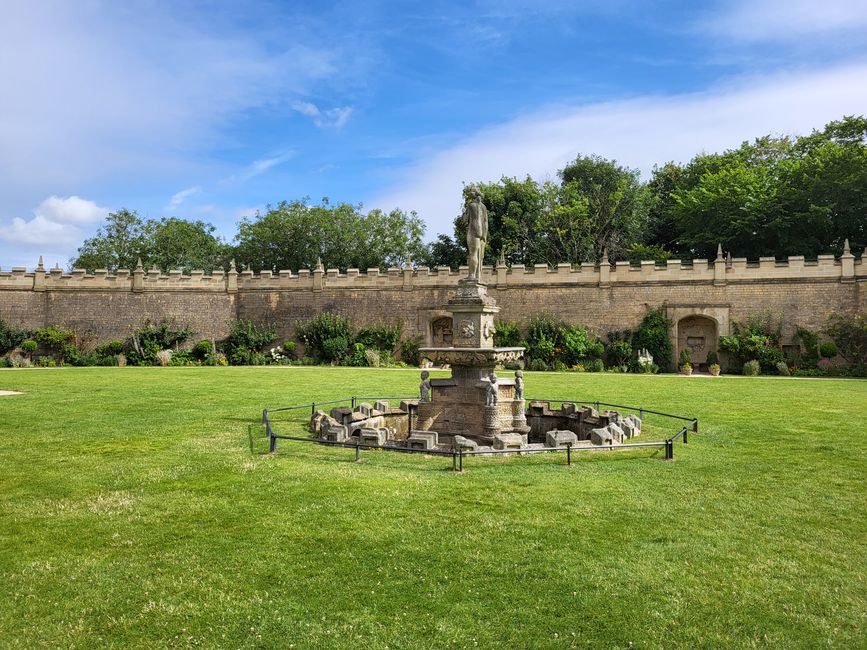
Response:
[462,188,488,281]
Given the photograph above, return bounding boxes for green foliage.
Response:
[633,308,673,371]
[20,339,37,355]
[679,348,691,365]
[222,320,277,366]
[296,313,354,363]
[400,334,423,366]
[825,311,867,366]
[706,350,719,366]
[234,198,426,273]
[523,314,598,368]
[794,327,819,368]
[420,233,466,269]
[355,322,402,353]
[34,326,76,364]
[624,243,671,264]
[0,318,30,355]
[493,321,522,347]
[192,340,213,360]
[128,320,193,365]
[345,343,370,367]
[743,360,761,376]
[585,358,604,372]
[607,340,633,367]
[819,341,838,359]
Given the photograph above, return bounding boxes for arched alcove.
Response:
[677,315,718,369]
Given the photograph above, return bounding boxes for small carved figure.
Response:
[484,371,498,406]
[419,370,431,402]
[482,320,495,340]
[459,319,475,339]
[514,369,524,401]
[462,188,488,281]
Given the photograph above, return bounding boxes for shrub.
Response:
[21,339,37,359]
[819,340,838,359]
[743,360,761,376]
[775,361,791,376]
[281,340,297,358]
[0,318,30,355]
[633,308,672,371]
[35,325,76,364]
[585,358,604,373]
[607,340,632,367]
[679,348,692,365]
[155,349,172,366]
[794,327,819,368]
[825,312,867,367]
[192,340,213,360]
[345,343,369,367]
[222,320,277,365]
[493,321,522,347]
[296,313,354,363]
[400,335,423,366]
[707,350,719,366]
[364,348,382,367]
[355,322,402,353]
[129,320,192,365]
[116,353,127,367]
[528,358,549,371]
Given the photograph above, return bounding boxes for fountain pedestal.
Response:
[418,279,529,445]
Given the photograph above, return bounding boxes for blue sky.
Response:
[1,0,866,269]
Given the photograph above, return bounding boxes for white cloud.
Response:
[369,62,867,236]
[166,186,202,211]
[34,195,110,224]
[221,152,296,185]
[0,195,109,252]
[292,101,354,128]
[703,0,867,41]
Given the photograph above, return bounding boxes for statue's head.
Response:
[515,369,523,378]
[468,187,482,202]
[421,370,429,379]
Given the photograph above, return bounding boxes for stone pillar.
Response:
[598,247,610,288]
[402,258,413,291]
[496,250,508,286]
[226,259,238,294]
[841,239,855,283]
[132,257,144,293]
[32,256,46,292]
[713,243,726,287]
[312,257,324,292]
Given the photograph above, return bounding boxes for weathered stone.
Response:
[407,430,438,450]
[620,419,637,439]
[309,409,328,433]
[493,433,527,450]
[607,422,625,443]
[330,406,352,424]
[561,402,576,415]
[399,399,418,412]
[545,429,578,448]
[590,427,614,446]
[323,424,348,442]
[452,435,478,451]
[374,400,390,413]
[356,402,375,417]
[359,428,388,446]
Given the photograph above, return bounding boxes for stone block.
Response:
[399,399,418,412]
[350,411,369,423]
[561,402,576,415]
[620,419,637,439]
[607,423,625,443]
[407,430,438,450]
[355,402,375,417]
[324,424,348,442]
[330,406,352,424]
[604,410,623,424]
[452,435,478,451]
[545,429,578,448]
[309,409,328,433]
[591,427,614,446]
[359,428,388,446]
[493,433,527,450]
[374,400,390,413]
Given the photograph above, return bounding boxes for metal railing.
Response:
[258,396,698,471]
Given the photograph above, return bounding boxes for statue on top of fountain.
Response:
[462,188,488,282]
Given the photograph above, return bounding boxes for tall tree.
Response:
[72,209,151,271]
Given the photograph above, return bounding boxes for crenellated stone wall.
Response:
[1,252,863,364]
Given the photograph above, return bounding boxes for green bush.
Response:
[585,358,604,373]
[222,320,277,366]
[825,312,867,367]
[128,320,192,365]
[819,340,838,359]
[607,340,632,367]
[633,308,672,371]
[794,327,819,369]
[679,348,691,365]
[527,358,549,372]
[0,318,30,355]
[21,339,37,356]
[281,340,297,358]
[400,335,423,366]
[355,322,402,353]
[493,321,522,347]
[743,360,761,376]
[707,350,719,366]
[296,313,354,363]
[775,361,791,376]
[192,340,213,360]
[34,325,76,364]
[346,343,369,367]
[525,314,598,367]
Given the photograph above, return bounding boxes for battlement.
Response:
[1,251,861,293]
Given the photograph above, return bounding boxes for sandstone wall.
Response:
[1,255,863,349]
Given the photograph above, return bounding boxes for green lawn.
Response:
[0,367,864,649]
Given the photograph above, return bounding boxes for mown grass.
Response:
[0,367,864,649]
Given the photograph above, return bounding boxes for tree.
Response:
[72,209,151,271]
[421,234,465,269]
[148,218,229,273]
[233,198,426,272]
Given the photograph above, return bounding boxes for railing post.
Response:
[693,419,698,433]
[269,429,277,454]
[566,442,572,467]
[261,408,267,424]
[683,426,688,445]
[452,448,457,472]
[665,439,673,460]
[639,408,644,421]
[355,439,361,463]
[459,448,463,473]
[352,396,356,409]
[311,402,316,415]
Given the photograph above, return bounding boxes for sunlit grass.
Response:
[0,367,864,648]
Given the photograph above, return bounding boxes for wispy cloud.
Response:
[700,0,867,41]
[221,152,296,185]
[292,101,354,128]
[166,186,201,211]
[370,63,867,236]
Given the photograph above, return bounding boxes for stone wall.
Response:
[1,254,863,359]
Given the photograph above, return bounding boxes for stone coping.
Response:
[0,390,23,396]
